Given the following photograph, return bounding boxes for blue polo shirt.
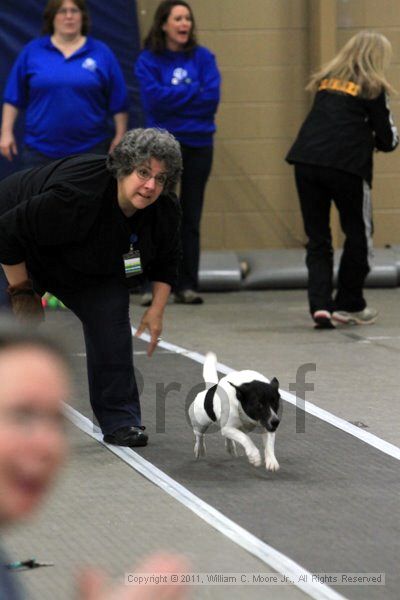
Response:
[4,36,128,157]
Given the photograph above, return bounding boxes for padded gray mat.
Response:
[198,248,399,290]
[199,250,242,290]
[390,244,400,284]
[239,249,308,289]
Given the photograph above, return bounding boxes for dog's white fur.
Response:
[188,353,280,471]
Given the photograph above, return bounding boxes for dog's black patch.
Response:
[204,384,217,422]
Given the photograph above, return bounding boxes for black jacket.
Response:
[0,155,181,292]
[286,86,398,186]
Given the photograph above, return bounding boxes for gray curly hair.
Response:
[107,128,182,191]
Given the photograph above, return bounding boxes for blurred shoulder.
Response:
[137,48,157,62]
[18,36,49,55]
[87,37,116,57]
[195,45,216,60]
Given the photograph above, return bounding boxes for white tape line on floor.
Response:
[64,403,346,600]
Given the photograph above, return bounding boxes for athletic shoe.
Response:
[140,292,153,307]
[332,307,378,325]
[174,289,204,305]
[313,309,335,329]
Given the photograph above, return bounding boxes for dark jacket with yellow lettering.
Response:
[286,82,398,186]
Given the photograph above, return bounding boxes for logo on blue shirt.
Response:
[82,57,97,72]
[171,68,190,85]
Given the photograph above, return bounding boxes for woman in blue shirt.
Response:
[135,0,221,304]
[0,0,128,169]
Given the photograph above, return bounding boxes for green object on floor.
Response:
[6,558,54,570]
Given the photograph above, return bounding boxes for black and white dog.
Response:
[188,353,281,471]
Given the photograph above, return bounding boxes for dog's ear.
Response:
[270,377,279,390]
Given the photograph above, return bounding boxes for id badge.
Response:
[123,247,143,277]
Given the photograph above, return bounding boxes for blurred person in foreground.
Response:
[0,323,189,599]
[0,128,182,448]
[286,31,398,329]
[0,0,128,169]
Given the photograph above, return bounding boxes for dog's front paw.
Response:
[248,449,262,467]
[265,455,280,472]
[194,441,206,459]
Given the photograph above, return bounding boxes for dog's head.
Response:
[229,378,281,432]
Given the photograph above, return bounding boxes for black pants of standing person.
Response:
[177,144,213,292]
[54,279,141,435]
[294,163,372,315]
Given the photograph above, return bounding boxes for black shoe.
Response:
[103,426,148,447]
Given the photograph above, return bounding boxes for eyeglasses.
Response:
[135,166,168,187]
[57,7,81,16]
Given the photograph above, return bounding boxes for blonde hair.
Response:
[307,31,396,98]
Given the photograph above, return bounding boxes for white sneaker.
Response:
[332,307,378,325]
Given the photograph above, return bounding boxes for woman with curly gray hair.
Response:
[0,128,182,448]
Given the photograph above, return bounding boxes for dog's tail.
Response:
[203,352,219,388]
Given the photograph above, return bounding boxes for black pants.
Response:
[54,279,141,435]
[177,144,213,291]
[0,271,140,434]
[294,164,372,314]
